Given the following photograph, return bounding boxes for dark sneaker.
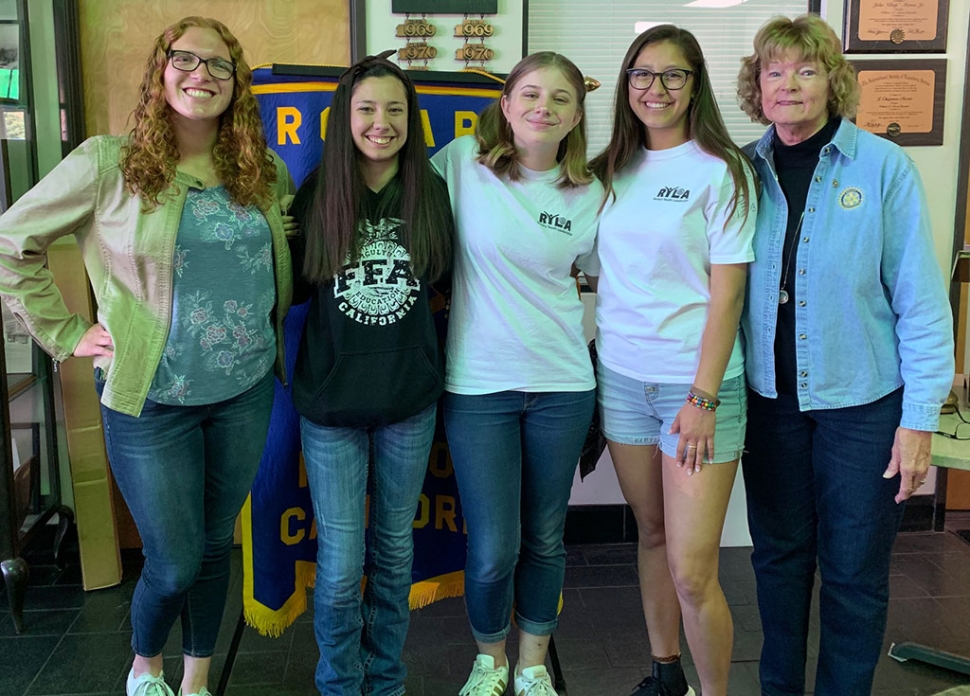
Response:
[629,660,695,696]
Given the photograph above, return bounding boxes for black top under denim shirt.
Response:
[773,116,841,395]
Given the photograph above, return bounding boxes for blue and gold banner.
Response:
[242,65,503,636]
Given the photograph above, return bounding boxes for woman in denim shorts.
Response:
[589,25,756,696]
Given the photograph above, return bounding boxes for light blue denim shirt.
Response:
[742,119,953,431]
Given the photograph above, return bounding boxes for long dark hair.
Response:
[302,53,452,282]
[591,25,754,222]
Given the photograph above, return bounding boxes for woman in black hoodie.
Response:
[289,53,453,696]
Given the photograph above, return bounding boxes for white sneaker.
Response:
[178,688,213,696]
[514,664,557,696]
[126,669,175,696]
[459,654,509,696]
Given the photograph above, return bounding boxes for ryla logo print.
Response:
[538,211,573,235]
[654,186,690,202]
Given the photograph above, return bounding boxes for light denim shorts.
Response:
[596,361,747,463]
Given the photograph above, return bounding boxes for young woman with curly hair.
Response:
[0,16,294,696]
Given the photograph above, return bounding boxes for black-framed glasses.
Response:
[167,50,236,80]
[937,403,970,440]
[626,68,693,91]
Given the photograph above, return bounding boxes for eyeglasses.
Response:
[167,50,236,81]
[626,68,693,91]
[937,404,970,440]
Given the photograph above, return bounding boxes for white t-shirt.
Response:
[432,135,602,394]
[595,140,755,383]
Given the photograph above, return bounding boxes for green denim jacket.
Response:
[0,135,294,416]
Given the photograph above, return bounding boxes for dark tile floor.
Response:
[3,518,970,696]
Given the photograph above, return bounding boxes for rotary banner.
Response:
[240,65,503,636]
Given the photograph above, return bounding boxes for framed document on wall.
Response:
[850,59,947,146]
[843,0,949,53]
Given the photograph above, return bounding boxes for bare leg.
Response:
[518,630,551,670]
[131,654,164,679]
[608,441,682,658]
[181,655,212,695]
[662,454,739,696]
[476,638,509,668]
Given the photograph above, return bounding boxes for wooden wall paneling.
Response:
[78,0,351,137]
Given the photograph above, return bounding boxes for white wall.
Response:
[825,1,969,292]
[360,1,969,543]
[365,0,524,73]
[366,0,968,278]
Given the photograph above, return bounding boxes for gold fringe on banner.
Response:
[242,496,467,636]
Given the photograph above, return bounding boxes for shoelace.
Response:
[131,674,172,696]
[516,673,558,696]
[459,663,507,696]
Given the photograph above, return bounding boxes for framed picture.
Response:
[392,0,497,13]
[843,0,949,53]
[850,59,946,146]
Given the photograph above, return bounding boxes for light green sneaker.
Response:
[126,669,174,696]
[513,664,557,696]
[177,688,213,696]
[459,654,509,696]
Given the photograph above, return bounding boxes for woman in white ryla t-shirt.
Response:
[589,25,757,696]
[431,52,602,696]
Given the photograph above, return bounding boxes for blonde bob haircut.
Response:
[475,51,593,188]
[737,14,861,125]
[121,16,276,210]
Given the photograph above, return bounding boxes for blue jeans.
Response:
[97,371,274,657]
[742,388,905,696]
[443,390,595,643]
[301,404,436,696]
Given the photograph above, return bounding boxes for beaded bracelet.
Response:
[686,390,720,412]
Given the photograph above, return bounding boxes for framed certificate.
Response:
[850,59,946,146]
[843,0,949,53]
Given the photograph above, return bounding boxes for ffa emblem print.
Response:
[839,187,863,209]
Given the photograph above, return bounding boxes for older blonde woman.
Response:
[737,14,953,696]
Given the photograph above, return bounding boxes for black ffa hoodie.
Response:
[289,172,452,428]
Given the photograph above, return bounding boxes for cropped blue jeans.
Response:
[443,389,595,644]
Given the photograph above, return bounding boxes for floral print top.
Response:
[147,186,276,405]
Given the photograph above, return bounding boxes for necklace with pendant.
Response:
[779,213,805,305]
